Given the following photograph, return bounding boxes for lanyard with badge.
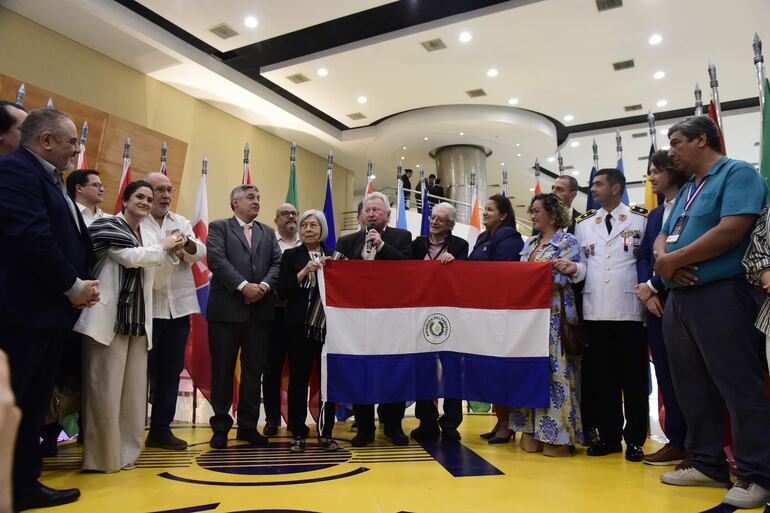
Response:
[666,176,709,244]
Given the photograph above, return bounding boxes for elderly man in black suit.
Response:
[206,184,281,449]
[336,191,413,446]
[0,108,98,511]
[410,202,468,442]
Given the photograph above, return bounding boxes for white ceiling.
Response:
[4,0,767,217]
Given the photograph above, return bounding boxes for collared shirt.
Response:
[661,156,768,288]
[276,231,301,254]
[76,202,106,227]
[424,236,448,260]
[234,215,271,292]
[141,211,206,319]
[604,203,625,230]
[361,226,386,260]
[662,197,675,227]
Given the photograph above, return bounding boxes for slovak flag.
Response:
[319,261,552,407]
[185,171,212,402]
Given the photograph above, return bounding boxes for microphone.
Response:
[365,223,377,254]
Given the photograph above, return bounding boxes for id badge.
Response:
[666,215,688,244]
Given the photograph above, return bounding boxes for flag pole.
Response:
[15,84,25,106]
[76,121,88,170]
[46,98,53,109]
[648,111,658,151]
[615,129,623,162]
[160,142,168,175]
[242,143,250,185]
[708,60,725,135]
[557,152,564,175]
[290,141,297,163]
[534,158,541,194]
[754,33,766,171]
[592,139,599,171]
[694,82,703,116]
[501,164,508,197]
[470,167,477,221]
[366,159,373,194]
[326,150,334,183]
[202,154,208,176]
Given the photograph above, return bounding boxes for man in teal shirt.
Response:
[652,116,770,509]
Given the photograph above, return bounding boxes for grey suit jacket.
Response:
[206,216,281,323]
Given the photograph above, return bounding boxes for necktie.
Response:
[243,223,252,249]
[605,213,613,235]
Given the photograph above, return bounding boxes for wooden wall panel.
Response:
[0,74,187,213]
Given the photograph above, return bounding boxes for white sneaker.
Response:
[661,466,730,488]
[723,480,770,509]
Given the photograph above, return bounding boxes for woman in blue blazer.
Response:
[470,194,524,443]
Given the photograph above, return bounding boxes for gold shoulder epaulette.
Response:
[630,205,649,218]
[576,210,597,223]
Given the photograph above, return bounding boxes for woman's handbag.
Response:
[45,376,81,425]
[559,288,587,357]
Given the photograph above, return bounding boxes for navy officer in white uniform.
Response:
[557,168,649,462]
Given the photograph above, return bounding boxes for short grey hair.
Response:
[299,209,329,242]
[20,108,73,146]
[364,191,390,213]
[229,184,259,211]
[433,202,457,226]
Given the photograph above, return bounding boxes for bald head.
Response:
[146,172,173,220]
[275,202,298,238]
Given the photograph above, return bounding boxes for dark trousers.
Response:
[1,326,68,496]
[584,320,649,446]
[415,398,462,430]
[262,308,287,424]
[354,402,405,436]
[148,315,190,434]
[286,324,335,438]
[664,278,770,487]
[645,299,687,449]
[208,315,270,433]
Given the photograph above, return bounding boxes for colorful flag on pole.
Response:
[184,163,212,403]
[420,179,431,236]
[76,122,88,170]
[365,177,374,196]
[708,100,727,155]
[286,143,298,207]
[113,139,131,214]
[534,181,542,195]
[467,188,481,252]
[586,166,599,211]
[159,142,168,176]
[617,158,630,205]
[644,144,659,210]
[396,176,408,230]
[242,143,252,185]
[323,172,336,249]
[761,78,770,194]
[319,261,552,406]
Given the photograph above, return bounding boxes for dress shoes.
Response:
[146,431,188,451]
[586,440,623,456]
[236,429,269,446]
[14,483,80,511]
[384,427,409,446]
[351,432,374,447]
[479,430,496,440]
[487,432,513,444]
[642,444,687,466]
[410,424,440,441]
[263,420,279,437]
[209,431,228,449]
[625,444,645,462]
[441,427,462,442]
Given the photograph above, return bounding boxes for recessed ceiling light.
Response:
[244,16,258,28]
[486,68,498,78]
[402,146,407,150]
[563,114,574,122]
[517,153,522,157]
[500,162,505,166]
[653,71,665,80]
[571,170,580,176]
[529,188,535,192]
[317,68,328,77]
[416,164,421,168]
[547,157,555,162]
[508,97,520,105]
[656,99,668,107]
[570,141,580,148]
[401,156,405,160]
[459,31,472,43]
[516,143,520,147]
[459,132,464,136]
[649,34,663,45]
[424,137,429,141]
[357,96,367,104]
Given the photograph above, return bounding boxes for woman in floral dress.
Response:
[510,193,583,457]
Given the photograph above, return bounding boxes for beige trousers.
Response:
[82,334,147,472]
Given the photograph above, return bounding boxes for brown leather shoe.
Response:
[642,444,687,466]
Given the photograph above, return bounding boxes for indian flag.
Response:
[319,260,552,407]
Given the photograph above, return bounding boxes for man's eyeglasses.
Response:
[279,211,298,218]
[429,215,450,224]
[86,182,105,190]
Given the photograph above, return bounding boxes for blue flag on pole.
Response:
[617,158,630,205]
[323,173,336,249]
[420,181,431,236]
[586,166,600,211]
[396,181,407,230]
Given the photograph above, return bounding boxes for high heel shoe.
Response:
[480,431,496,440]
[487,432,514,444]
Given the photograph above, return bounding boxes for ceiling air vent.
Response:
[612,59,635,71]
[421,38,447,52]
[596,0,623,12]
[624,104,643,112]
[755,141,761,146]
[209,23,238,40]
[347,112,366,120]
[286,73,311,84]
[563,165,575,170]
[631,132,647,138]
[466,88,487,98]
[638,156,651,161]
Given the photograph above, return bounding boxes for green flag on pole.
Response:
[761,79,770,194]
[286,142,298,207]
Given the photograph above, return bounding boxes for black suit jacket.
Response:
[206,217,281,323]
[276,245,334,325]
[411,234,469,261]
[336,226,412,261]
[0,147,93,329]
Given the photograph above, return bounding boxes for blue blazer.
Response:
[0,147,93,329]
[636,203,665,292]
[469,226,524,261]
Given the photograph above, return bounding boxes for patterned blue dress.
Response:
[510,228,584,445]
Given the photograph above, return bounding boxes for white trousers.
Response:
[82,334,147,472]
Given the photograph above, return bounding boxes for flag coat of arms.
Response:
[319,261,552,408]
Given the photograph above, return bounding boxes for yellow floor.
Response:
[39,415,757,513]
